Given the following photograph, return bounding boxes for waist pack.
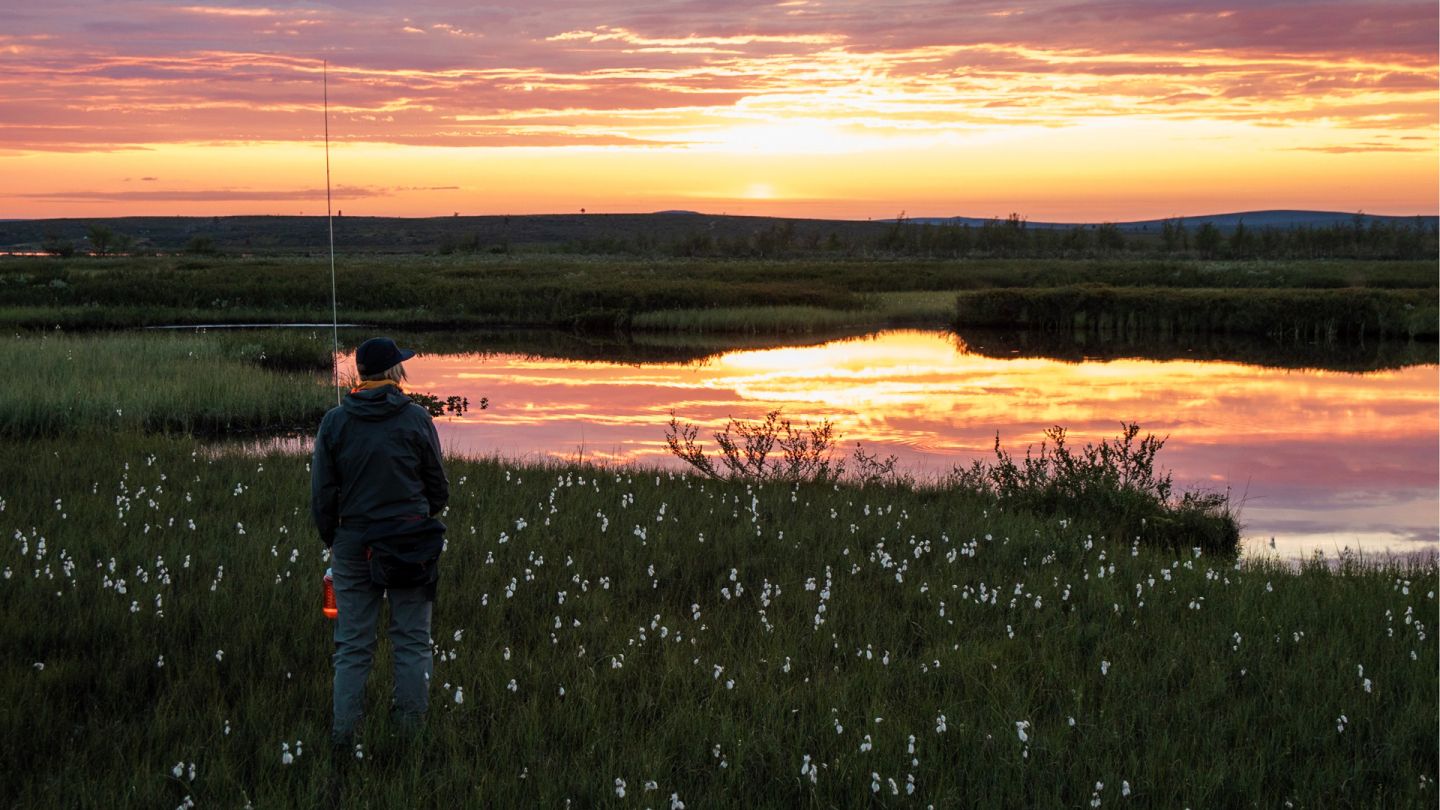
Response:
[359,516,446,599]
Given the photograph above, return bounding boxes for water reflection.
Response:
[955,328,1439,373]
[354,330,1439,559]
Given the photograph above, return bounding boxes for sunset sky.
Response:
[2,1,1436,220]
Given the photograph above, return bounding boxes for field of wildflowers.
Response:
[2,432,1434,807]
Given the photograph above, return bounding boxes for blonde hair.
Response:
[361,361,408,383]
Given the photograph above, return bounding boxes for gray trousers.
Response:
[331,532,433,743]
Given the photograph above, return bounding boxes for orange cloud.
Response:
[0,1,1434,218]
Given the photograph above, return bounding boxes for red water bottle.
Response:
[323,568,338,620]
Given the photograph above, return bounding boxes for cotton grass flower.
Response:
[799,754,818,784]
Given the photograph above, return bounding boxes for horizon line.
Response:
[2,207,1438,224]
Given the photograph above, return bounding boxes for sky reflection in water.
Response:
[382,330,1438,560]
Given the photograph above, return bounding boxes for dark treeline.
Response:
[551,214,1439,261]
[9,212,1435,261]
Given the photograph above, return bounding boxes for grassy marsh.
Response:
[1,255,1434,339]
[1,434,1434,807]
[0,293,1434,806]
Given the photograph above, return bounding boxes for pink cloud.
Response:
[0,1,1433,152]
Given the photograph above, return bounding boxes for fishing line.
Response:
[324,59,340,405]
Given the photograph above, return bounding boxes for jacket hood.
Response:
[342,385,413,421]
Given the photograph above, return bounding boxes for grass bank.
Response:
[0,434,1434,807]
[1,332,333,438]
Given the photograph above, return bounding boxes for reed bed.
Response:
[0,435,1433,807]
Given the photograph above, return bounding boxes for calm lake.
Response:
[360,329,1438,560]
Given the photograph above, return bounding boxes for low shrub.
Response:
[950,423,1239,553]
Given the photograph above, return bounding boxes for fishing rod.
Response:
[324,59,340,405]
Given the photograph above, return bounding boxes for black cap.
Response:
[355,336,415,376]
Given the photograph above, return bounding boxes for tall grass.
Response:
[631,306,864,334]
[867,290,968,325]
[204,328,339,371]
[0,333,333,437]
[0,435,1434,807]
[630,291,1031,334]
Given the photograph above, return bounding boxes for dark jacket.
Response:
[310,384,449,547]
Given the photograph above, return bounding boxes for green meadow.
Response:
[0,330,1434,807]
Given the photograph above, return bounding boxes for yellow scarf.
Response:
[350,379,403,393]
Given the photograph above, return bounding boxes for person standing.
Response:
[311,337,449,750]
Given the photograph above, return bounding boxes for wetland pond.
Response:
[341,329,1437,560]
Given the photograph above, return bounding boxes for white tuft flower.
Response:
[799,754,817,784]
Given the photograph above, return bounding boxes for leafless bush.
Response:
[664,410,908,487]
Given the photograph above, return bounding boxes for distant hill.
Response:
[902,210,1439,232]
[0,209,1433,255]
